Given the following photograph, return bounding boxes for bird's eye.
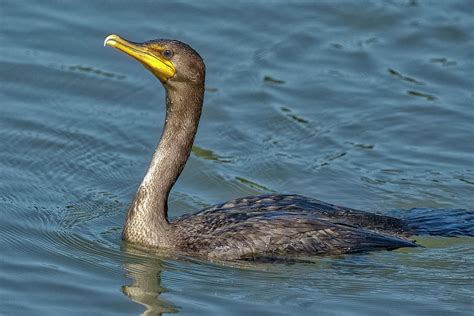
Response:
[162,49,173,59]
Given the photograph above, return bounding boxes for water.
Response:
[1,0,473,315]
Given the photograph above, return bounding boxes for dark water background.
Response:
[1,1,473,315]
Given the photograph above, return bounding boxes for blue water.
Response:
[1,1,473,315]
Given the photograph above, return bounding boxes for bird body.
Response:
[104,35,418,261]
[171,194,416,260]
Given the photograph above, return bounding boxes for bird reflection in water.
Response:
[121,243,179,315]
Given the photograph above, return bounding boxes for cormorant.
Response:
[104,34,417,261]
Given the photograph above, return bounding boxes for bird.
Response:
[104,34,418,261]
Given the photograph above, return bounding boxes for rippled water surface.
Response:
[1,1,473,315]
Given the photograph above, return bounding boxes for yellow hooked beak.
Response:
[104,34,176,83]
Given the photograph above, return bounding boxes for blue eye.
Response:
[163,49,173,59]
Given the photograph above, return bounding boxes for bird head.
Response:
[104,34,205,86]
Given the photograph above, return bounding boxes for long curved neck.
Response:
[122,81,204,247]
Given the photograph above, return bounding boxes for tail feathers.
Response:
[393,208,474,237]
